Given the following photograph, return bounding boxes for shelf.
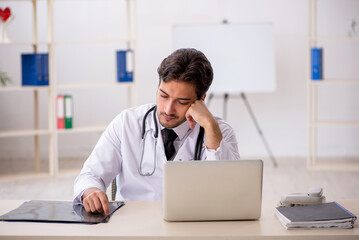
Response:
[0,129,50,138]
[0,39,136,46]
[307,0,359,171]
[54,39,135,45]
[0,42,49,46]
[309,36,359,42]
[310,79,359,85]
[57,125,107,134]
[314,121,359,127]
[0,0,137,176]
[0,82,134,91]
[0,86,49,92]
[0,0,35,1]
[57,82,134,89]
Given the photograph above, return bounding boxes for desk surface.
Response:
[0,200,358,240]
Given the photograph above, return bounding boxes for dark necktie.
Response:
[162,128,178,160]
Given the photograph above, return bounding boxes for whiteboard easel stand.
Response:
[207,92,278,167]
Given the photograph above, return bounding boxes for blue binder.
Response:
[117,50,134,82]
[42,54,49,84]
[21,53,49,86]
[311,48,323,80]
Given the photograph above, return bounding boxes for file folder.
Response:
[117,50,134,82]
[42,54,49,83]
[0,200,124,224]
[56,95,65,129]
[311,47,323,80]
[21,53,49,86]
[64,95,73,129]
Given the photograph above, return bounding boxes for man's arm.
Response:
[73,113,123,212]
[185,100,222,150]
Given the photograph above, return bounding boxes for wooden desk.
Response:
[0,200,358,239]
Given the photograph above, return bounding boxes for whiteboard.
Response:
[174,23,276,93]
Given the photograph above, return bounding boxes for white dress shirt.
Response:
[73,103,240,203]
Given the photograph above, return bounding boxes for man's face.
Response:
[157,79,197,128]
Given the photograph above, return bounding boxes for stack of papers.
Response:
[275,202,357,230]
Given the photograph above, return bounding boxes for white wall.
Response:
[1,0,359,161]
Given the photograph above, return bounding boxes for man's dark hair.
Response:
[157,48,213,99]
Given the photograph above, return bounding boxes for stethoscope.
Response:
[139,105,204,176]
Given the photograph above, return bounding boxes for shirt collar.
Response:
[160,120,192,141]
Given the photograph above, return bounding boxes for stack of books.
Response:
[275,202,357,230]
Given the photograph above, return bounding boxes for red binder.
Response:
[56,95,65,129]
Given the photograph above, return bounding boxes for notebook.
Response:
[162,160,263,221]
[275,202,357,229]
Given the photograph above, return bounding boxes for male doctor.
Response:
[74,48,240,215]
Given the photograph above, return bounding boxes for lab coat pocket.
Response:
[175,150,194,162]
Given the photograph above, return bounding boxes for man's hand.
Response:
[82,187,110,215]
[185,100,223,150]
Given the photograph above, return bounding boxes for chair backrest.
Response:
[111,178,117,201]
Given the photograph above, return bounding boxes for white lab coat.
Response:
[73,103,240,203]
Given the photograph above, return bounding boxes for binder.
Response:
[21,53,49,86]
[64,95,73,129]
[311,47,323,80]
[42,54,49,84]
[56,95,65,129]
[117,50,134,82]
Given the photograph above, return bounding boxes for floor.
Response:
[0,157,359,202]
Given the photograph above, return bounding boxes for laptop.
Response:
[162,160,263,221]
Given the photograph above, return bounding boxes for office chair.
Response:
[111,178,117,201]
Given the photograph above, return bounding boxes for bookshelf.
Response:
[0,0,137,176]
[307,0,359,171]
